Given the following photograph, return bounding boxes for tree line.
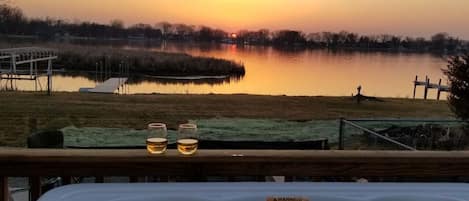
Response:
[1,3,468,53]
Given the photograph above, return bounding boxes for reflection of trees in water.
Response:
[272,45,308,53]
[131,75,243,86]
[65,39,164,49]
[57,72,243,86]
[162,42,225,53]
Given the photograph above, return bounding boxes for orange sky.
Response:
[12,0,469,39]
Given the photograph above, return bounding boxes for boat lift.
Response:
[0,47,58,95]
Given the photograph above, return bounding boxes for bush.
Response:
[444,54,469,120]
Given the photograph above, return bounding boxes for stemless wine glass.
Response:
[146,123,168,154]
[177,123,198,155]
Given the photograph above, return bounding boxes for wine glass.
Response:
[146,123,168,154]
[177,123,198,155]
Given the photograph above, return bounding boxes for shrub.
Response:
[444,54,469,120]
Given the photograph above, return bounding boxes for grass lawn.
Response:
[0,91,453,147]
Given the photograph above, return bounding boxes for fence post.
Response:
[339,118,345,150]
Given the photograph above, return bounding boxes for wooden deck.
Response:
[88,77,128,93]
[2,149,469,201]
[2,149,469,177]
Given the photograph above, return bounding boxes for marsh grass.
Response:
[56,44,245,76]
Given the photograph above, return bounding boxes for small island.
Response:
[55,44,245,78]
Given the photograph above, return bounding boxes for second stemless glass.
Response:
[146,123,168,154]
[177,123,198,155]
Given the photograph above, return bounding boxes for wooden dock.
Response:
[413,75,449,100]
[88,77,128,94]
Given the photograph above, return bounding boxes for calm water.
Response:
[2,43,448,98]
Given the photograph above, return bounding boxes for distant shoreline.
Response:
[1,34,465,55]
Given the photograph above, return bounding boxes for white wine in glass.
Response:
[177,123,198,155]
[146,123,168,154]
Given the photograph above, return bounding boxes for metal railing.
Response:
[338,118,467,150]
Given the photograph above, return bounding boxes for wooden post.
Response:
[11,53,16,74]
[105,56,108,80]
[29,176,41,201]
[0,176,8,201]
[47,59,52,96]
[95,62,98,83]
[437,79,442,100]
[34,61,38,92]
[103,58,106,80]
[118,63,122,94]
[30,53,33,78]
[423,76,429,100]
[338,118,345,150]
[100,61,103,82]
[413,75,418,99]
[356,85,362,104]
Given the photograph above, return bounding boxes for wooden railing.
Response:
[2,149,469,201]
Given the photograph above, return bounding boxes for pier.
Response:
[413,75,449,100]
[87,77,128,94]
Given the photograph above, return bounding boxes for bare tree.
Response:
[174,23,194,38]
[157,21,172,37]
[110,19,124,29]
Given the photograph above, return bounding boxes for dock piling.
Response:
[413,75,449,100]
[437,79,442,100]
[423,76,429,100]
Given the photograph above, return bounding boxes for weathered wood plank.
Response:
[1,149,469,178]
[29,176,41,201]
[0,176,8,201]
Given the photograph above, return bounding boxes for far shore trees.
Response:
[0,3,468,53]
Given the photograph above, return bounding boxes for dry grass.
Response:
[0,92,453,147]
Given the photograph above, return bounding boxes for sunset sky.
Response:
[12,0,469,39]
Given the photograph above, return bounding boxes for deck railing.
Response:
[2,148,469,201]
